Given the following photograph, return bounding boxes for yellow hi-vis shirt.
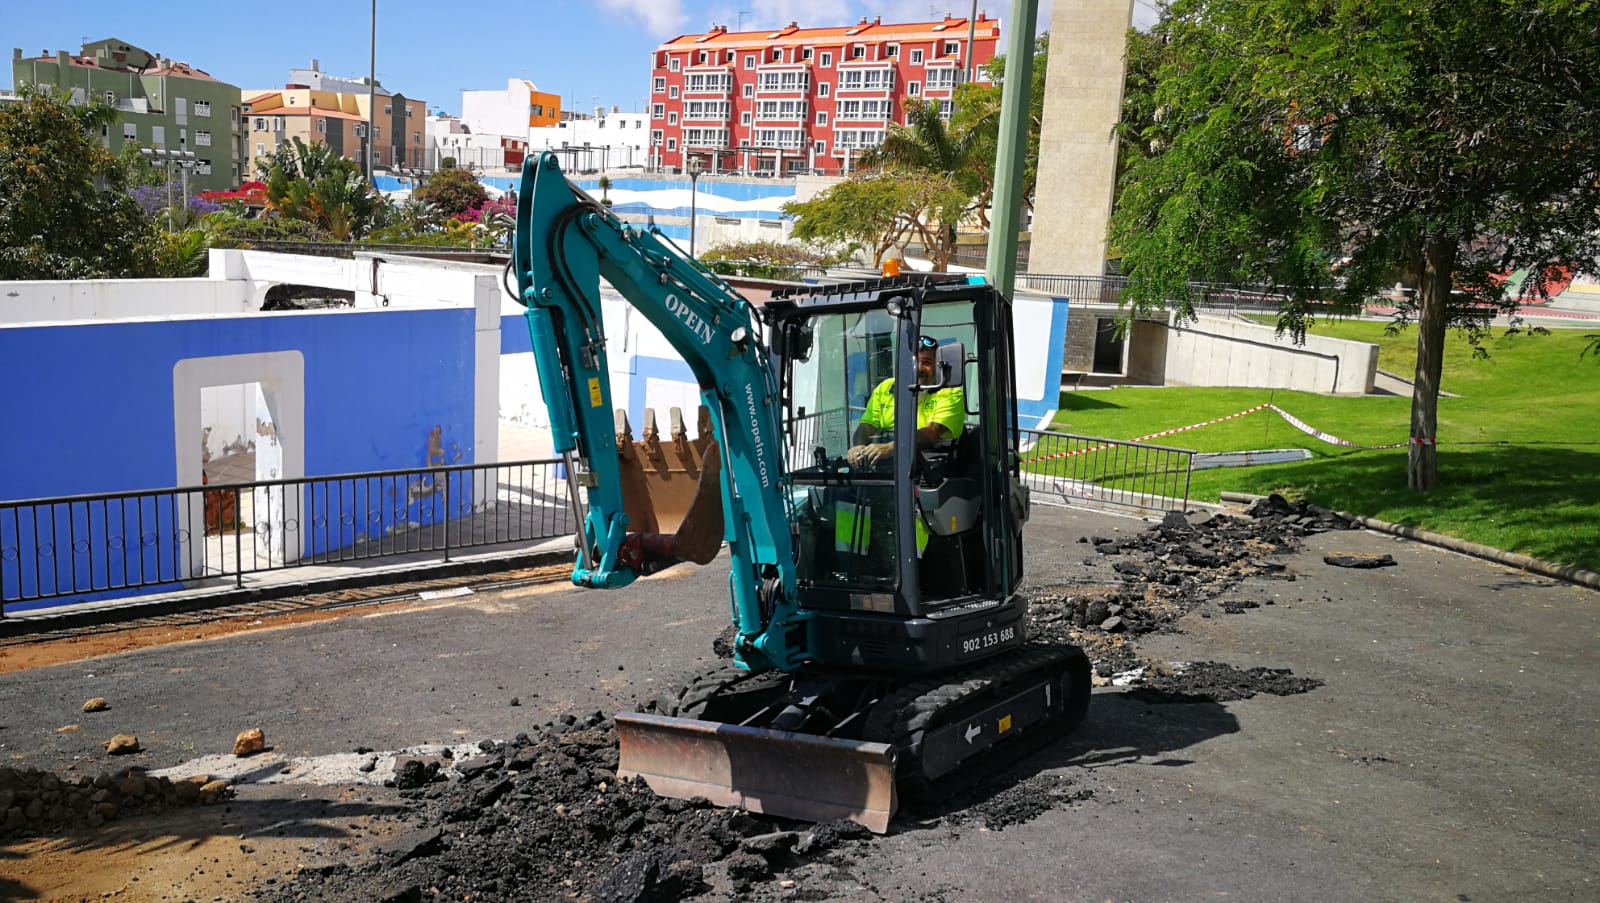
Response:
[848,379,966,555]
[859,379,965,439]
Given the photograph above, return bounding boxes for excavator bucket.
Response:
[614,712,899,833]
[616,405,715,535]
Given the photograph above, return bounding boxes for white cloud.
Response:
[598,0,690,36]
[739,0,855,31]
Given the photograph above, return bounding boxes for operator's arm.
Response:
[852,378,894,445]
[917,387,965,448]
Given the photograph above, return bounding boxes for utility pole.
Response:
[966,0,978,84]
[984,0,1039,298]
[366,0,377,181]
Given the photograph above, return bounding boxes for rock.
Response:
[1324,553,1397,569]
[741,830,800,856]
[82,698,109,713]
[724,851,770,882]
[1100,616,1126,633]
[199,779,229,799]
[233,728,266,757]
[453,755,499,780]
[103,735,140,755]
[56,724,80,733]
[393,759,441,790]
[375,825,443,865]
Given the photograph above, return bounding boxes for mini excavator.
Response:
[510,152,1090,832]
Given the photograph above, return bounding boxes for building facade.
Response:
[12,39,245,192]
[426,112,529,173]
[461,79,561,138]
[527,106,651,172]
[648,14,1000,176]
[243,62,426,178]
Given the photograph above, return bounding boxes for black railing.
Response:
[1018,428,1193,514]
[1,458,574,614]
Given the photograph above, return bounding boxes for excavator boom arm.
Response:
[511,152,806,672]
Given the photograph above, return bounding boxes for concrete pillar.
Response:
[1029,0,1135,277]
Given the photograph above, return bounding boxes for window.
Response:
[908,81,921,97]
[254,117,266,130]
[836,99,893,120]
[196,160,212,175]
[696,51,706,64]
[275,116,285,132]
[911,49,924,64]
[414,131,420,142]
[726,50,736,62]
[151,125,165,146]
[179,128,187,146]
[813,140,826,154]
[683,128,729,147]
[651,129,664,145]
[741,111,751,124]
[756,99,807,119]
[820,52,832,67]
[686,72,732,93]
[256,143,265,155]
[666,137,677,150]
[757,71,810,92]
[384,103,393,114]
[407,107,414,117]
[670,58,681,72]
[851,45,865,59]
[123,123,137,140]
[654,77,665,92]
[103,91,116,104]
[195,129,212,147]
[834,128,885,150]
[684,100,730,119]
[668,112,678,125]
[943,41,960,56]
[652,103,665,118]
[926,67,960,90]
[816,111,828,125]
[752,128,804,149]
[771,48,783,61]
[818,83,830,98]
[317,119,326,134]
[374,126,381,139]
[669,86,679,98]
[802,47,813,61]
[743,84,754,98]
[194,100,210,116]
[886,44,899,58]
[838,69,894,91]
[744,55,756,70]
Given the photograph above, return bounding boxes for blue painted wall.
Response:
[0,309,476,609]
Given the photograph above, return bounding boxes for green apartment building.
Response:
[12,38,245,193]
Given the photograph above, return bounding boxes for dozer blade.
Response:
[616,406,714,535]
[615,712,899,833]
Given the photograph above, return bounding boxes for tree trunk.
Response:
[1407,236,1455,490]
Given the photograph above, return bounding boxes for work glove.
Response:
[847,442,894,469]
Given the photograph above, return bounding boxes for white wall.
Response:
[0,277,253,324]
[462,79,534,140]
[1164,315,1378,395]
[527,111,650,171]
[200,383,258,459]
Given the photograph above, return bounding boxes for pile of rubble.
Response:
[0,765,231,838]
[253,714,872,903]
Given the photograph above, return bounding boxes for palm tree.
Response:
[857,98,986,259]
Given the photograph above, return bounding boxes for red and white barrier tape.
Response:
[1023,404,1432,463]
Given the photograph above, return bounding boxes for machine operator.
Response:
[846,335,966,469]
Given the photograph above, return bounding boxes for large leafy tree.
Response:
[949,33,1050,223]
[0,87,157,278]
[1112,0,1600,490]
[261,137,381,241]
[783,173,969,270]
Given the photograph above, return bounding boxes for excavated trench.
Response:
[6,497,1349,902]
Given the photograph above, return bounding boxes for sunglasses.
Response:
[918,335,938,349]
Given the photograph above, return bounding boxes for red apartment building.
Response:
[648,14,1001,176]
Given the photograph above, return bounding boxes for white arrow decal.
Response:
[964,723,982,744]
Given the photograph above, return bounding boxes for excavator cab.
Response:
[768,276,1031,667]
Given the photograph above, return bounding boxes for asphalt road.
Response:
[1,504,1595,902]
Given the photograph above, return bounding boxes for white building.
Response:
[527,106,652,173]
[424,112,526,173]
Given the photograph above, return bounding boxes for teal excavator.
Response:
[510,152,1090,832]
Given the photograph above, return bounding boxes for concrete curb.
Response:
[1218,491,1600,591]
[0,547,575,639]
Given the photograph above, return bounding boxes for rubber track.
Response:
[864,643,1090,798]
[648,663,787,718]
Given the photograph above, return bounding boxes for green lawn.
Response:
[1048,322,1600,572]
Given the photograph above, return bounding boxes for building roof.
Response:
[660,14,1000,50]
[19,50,222,82]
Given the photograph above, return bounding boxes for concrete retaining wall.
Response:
[1164,315,1377,395]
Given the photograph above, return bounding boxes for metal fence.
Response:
[1,459,574,614]
[1018,428,1193,514]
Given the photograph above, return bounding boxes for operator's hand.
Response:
[847,442,894,469]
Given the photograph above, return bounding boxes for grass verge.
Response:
[1047,322,1600,572]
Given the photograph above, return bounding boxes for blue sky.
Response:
[8,1,1154,117]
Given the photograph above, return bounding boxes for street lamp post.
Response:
[688,158,704,257]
